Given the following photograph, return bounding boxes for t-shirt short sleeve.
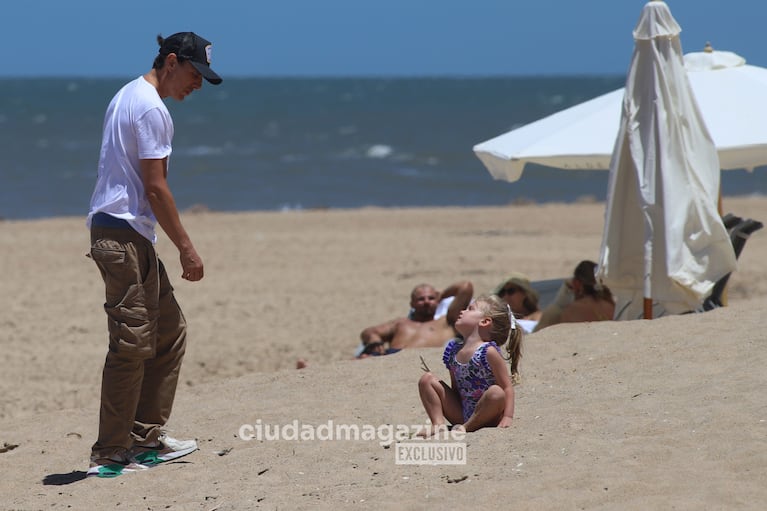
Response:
[135,107,173,160]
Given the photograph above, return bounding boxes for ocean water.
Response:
[1,76,765,220]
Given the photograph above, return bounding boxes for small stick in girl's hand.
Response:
[419,355,431,373]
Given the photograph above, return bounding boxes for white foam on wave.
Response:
[393,167,424,178]
[281,153,309,163]
[366,144,393,159]
[182,145,224,156]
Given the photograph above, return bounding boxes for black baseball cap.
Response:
[158,32,222,85]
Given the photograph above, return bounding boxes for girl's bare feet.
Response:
[414,424,450,439]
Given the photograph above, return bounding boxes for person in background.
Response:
[493,273,542,333]
[85,32,222,478]
[358,280,474,356]
[534,260,615,331]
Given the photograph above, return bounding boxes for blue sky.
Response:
[4,0,767,77]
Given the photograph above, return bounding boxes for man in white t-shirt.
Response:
[85,32,222,478]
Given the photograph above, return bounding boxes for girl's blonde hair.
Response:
[475,294,523,382]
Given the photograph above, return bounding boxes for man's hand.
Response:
[180,247,204,281]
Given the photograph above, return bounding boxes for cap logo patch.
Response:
[205,45,212,64]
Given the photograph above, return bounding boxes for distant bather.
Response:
[534,260,615,331]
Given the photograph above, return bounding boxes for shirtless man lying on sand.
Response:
[358,280,473,357]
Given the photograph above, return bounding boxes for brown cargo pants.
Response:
[89,224,186,462]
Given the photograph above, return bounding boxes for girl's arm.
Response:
[449,371,459,396]
[487,347,515,428]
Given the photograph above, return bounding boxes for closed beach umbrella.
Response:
[473,48,767,180]
[597,0,736,319]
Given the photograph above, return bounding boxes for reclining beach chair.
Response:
[701,214,764,311]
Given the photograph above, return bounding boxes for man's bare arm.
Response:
[360,318,400,347]
[140,158,203,282]
[442,280,474,327]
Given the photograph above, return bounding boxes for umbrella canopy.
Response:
[473,45,767,182]
[596,0,736,319]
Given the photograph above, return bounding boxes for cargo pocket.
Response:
[90,238,136,309]
[105,292,159,360]
[90,239,126,264]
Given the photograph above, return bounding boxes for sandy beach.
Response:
[2,196,766,510]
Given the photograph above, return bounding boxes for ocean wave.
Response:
[366,144,393,159]
[179,145,225,156]
[280,154,310,163]
[279,203,304,212]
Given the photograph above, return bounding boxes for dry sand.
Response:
[1,197,766,510]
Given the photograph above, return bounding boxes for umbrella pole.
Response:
[643,214,653,320]
[643,298,653,319]
[643,191,724,319]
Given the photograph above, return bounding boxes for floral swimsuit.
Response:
[443,339,501,422]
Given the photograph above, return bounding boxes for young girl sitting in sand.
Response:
[417,294,522,434]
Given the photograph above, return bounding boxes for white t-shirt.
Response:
[86,76,174,243]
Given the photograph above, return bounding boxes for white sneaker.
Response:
[130,435,198,466]
[87,456,149,478]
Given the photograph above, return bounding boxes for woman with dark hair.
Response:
[534,260,615,331]
[560,260,615,323]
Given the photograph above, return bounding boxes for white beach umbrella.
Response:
[473,45,767,181]
[596,0,736,320]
